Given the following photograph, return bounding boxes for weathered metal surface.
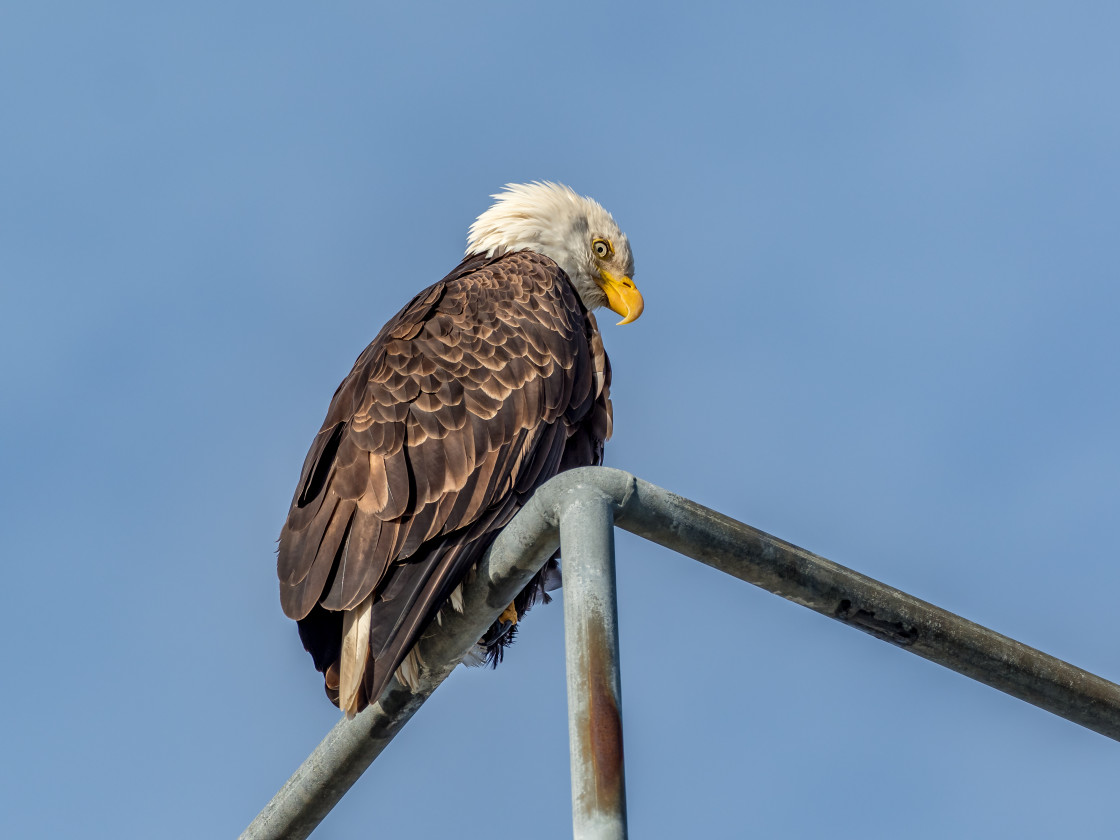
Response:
[242,466,1120,839]
[607,472,1120,742]
[559,486,628,840]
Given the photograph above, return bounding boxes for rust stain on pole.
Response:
[561,486,628,838]
[585,618,624,814]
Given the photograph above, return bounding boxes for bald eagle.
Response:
[278,183,643,716]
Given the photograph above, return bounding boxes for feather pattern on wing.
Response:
[278,251,612,714]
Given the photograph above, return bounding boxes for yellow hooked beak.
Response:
[597,270,645,325]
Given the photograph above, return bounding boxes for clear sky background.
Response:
[3,3,1119,838]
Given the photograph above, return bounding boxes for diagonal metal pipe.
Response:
[241,467,1120,840]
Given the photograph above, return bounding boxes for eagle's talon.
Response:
[499,602,519,626]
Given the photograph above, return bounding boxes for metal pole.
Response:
[560,486,628,840]
[242,467,1120,838]
[610,472,1120,741]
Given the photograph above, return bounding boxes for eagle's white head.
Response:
[466,182,644,325]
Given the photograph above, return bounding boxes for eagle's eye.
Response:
[592,238,612,259]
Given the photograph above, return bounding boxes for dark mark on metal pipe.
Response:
[835,598,919,646]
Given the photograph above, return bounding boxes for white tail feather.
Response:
[396,648,424,692]
[449,582,464,613]
[340,594,373,718]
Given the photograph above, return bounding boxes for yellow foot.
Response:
[499,602,518,626]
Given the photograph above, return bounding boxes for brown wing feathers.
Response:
[278,251,612,714]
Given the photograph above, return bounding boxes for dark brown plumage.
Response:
[278,250,613,714]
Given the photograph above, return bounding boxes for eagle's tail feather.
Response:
[340,592,373,718]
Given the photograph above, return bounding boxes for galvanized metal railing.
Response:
[241,467,1120,840]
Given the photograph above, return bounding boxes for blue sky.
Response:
[3,3,1119,837]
